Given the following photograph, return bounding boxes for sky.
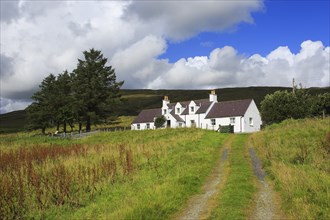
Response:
[0,0,329,113]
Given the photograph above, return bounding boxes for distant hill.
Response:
[0,110,28,133]
[1,86,329,133]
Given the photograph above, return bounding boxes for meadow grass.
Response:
[209,134,256,220]
[251,117,330,219]
[0,128,228,219]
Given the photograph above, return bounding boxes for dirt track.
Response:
[177,137,233,220]
[176,138,283,220]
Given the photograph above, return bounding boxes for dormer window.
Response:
[176,108,180,114]
[190,106,194,112]
[163,109,167,115]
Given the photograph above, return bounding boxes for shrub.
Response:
[154,116,166,129]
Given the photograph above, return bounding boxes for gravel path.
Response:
[249,148,275,220]
[177,147,229,220]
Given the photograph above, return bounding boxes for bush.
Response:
[260,88,329,126]
[154,116,166,129]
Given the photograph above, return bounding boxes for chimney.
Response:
[209,90,218,102]
[162,96,170,107]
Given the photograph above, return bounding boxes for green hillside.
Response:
[0,110,28,133]
[1,86,329,133]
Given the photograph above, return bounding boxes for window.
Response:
[146,123,150,129]
[176,108,180,114]
[211,119,216,126]
[190,106,194,112]
[230,117,235,124]
[178,123,182,128]
[163,109,167,115]
[137,124,140,130]
[249,117,253,126]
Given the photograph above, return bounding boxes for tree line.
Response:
[260,86,330,126]
[27,49,124,134]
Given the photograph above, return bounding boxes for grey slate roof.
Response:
[133,99,253,124]
[193,99,210,104]
[205,99,252,119]
[167,103,176,109]
[195,102,212,114]
[132,108,162,123]
[181,107,189,115]
[170,112,185,122]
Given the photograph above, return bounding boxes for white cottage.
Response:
[131,90,262,133]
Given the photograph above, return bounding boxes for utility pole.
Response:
[292,78,296,94]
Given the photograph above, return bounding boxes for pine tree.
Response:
[27,74,57,133]
[72,49,124,132]
[55,70,75,133]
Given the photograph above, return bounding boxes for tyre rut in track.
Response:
[249,147,282,220]
[176,136,234,220]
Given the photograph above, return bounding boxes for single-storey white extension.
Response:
[131,90,262,133]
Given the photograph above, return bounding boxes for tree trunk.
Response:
[63,121,67,133]
[56,122,60,131]
[86,116,91,132]
[69,123,74,132]
[79,122,82,133]
[42,127,46,135]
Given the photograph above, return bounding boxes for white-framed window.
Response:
[249,117,253,126]
[178,123,182,128]
[230,117,235,124]
[190,106,194,112]
[163,109,167,115]
[146,123,150,129]
[211,119,216,126]
[191,120,195,125]
[176,108,180,114]
[137,124,140,130]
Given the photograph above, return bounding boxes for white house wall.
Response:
[168,113,180,128]
[201,116,243,132]
[184,114,200,127]
[131,122,155,130]
[243,100,262,133]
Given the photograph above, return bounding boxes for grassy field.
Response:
[251,117,330,219]
[1,117,329,219]
[0,128,228,219]
[209,134,256,220]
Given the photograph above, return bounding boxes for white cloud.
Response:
[111,35,168,87]
[125,0,263,40]
[146,40,330,89]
